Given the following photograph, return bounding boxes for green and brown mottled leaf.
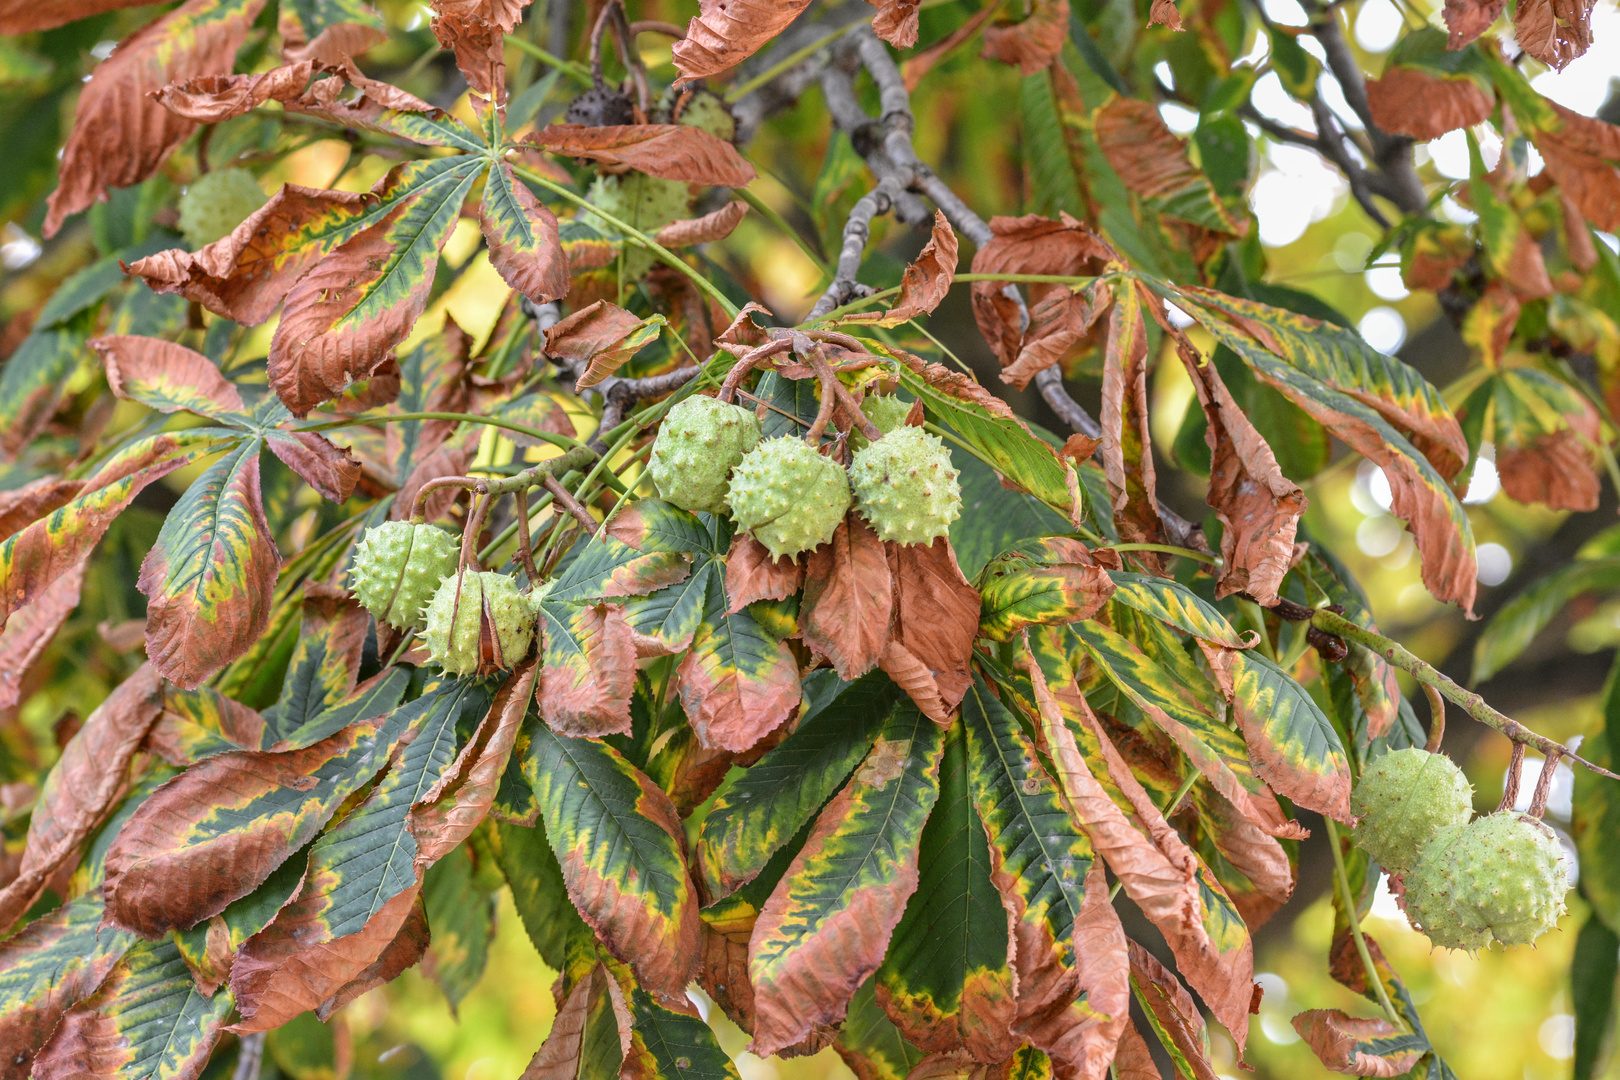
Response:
[1099,282,1161,545]
[0,324,90,459]
[621,559,718,657]
[144,683,269,765]
[1127,940,1221,1080]
[545,301,667,392]
[977,537,1114,642]
[520,962,632,1080]
[523,724,701,1007]
[1226,650,1352,822]
[748,704,945,1056]
[699,672,902,900]
[92,335,249,421]
[102,669,414,937]
[833,978,928,1080]
[876,720,1016,1063]
[1105,571,1248,649]
[1292,1010,1426,1077]
[539,602,639,738]
[622,986,742,1080]
[260,585,372,745]
[676,578,801,754]
[139,439,281,689]
[481,160,570,305]
[30,936,234,1080]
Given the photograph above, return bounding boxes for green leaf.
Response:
[491,815,593,971]
[1266,25,1320,97]
[752,371,821,440]
[1021,72,1084,219]
[524,723,701,1003]
[1574,726,1620,933]
[833,978,926,1080]
[0,322,87,454]
[1228,650,1353,821]
[32,936,233,1080]
[422,841,498,1009]
[1106,570,1247,647]
[620,558,718,655]
[1572,911,1619,1080]
[138,439,281,689]
[748,704,946,1056]
[623,986,742,1079]
[948,448,1072,579]
[698,671,901,899]
[1474,557,1620,682]
[876,718,1014,1060]
[260,595,372,746]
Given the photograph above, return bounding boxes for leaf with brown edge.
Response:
[522,725,702,1009]
[521,962,633,1080]
[481,160,571,305]
[544,300,665,391]
[671,0,815,81]
[143,683,268,767]
[866,211,959,327]
[981,0,1069,76]
[1169,329,1303,606]
[1227,650,1353,823]
[279,1,387,65]
[266,431,362,504]
[677,580,802,754]
[284,61,484,151]
[1292,1010,1424,1077]
[0,665,164,933]
[968,213,1115,376]
[801,515,892,681]
[538,602,638,738]
[230,885,425,1032]
[42,0,267,237]
[525,125,757,188]
[1514,0,1594,70]
[0,0,154,33]
[1365,67,1493,141]
[139,440,280,689]
[724,534,803,613]
[0,892,137,1079]
[92,335,248,420]
[151,62,315,124]
[1127,941,1221,1080]
[0,476,84,544]
[268,159,484,417]
[1093,97,1246,237]
[2,455,205,644]
[655,200,750,248]
[976,537,1114,642]
[308,892,431,1021]
[431,9,507,103]
[1149,0,1184,28]
[1099,284,1161,547]
[881,538,980,724]
[1112,1020,1160,1080]
[749,705,945,1057]
[1534,101,1620,233]
[0,558,85,711]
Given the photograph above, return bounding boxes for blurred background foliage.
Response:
[2,0,1619,1075]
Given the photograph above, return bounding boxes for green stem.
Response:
[1324,817,1405,1029]
[510,165,740,318]
[504,36,593,83]
[1310,608,1620,780]
[298,411,581,452]
[1110,542,1217,565]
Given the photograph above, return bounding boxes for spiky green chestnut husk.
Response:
[1350,747,1474,874]
[676,88,737,143]
[179,168,267,249]
[349,522,460,631]
[727,437,851,559]
[423,570,536,677]
[1403,824,1490,951]
[849,425,962,546]
[649,396,761,514]
[588,172,693,279]
[850,395,914,450]
[1408,812,1569,951]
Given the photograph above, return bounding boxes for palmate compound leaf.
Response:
[959,675,1133,1074]
[697,671,904,900]
[30,936,235,1080]
[522,723,702,1009]
[876,720,1018,1063]
[747,703,946,1057]
[102,669,413,938]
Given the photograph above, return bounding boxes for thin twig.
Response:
[544,474,598,532]
[1527,750,1562,819]
[1422,682,1446,753]
[1499,743,1527,813]
[232,1034,265,1080]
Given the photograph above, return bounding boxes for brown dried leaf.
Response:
[281,19,388,65]
[1364,68,1493,140]
[1514,0,1594,70]
[544,300,652,391]
[267,432,362,504]
[671,0,815,81]
[1127,942,1221,1080]
[143,684,268,767]
[0,559,85,711]
[880,539,979,723]
[1535,102,1620,233]
[655,200,750,248]
[521,963,632,1080]
[981,0,1069,76]
[0,0,152,33]
[315,893,430,1020]
[1112,1020,1162,1080]
[525,124,756,188]
[538,604,638,738]
[44,0,266,237]
[152,62,315,123]
[1149,0,1185,29]
[1292,1010,1423,1077]
[431,9,508,102]
[0,666,164,932]
[870,210,959,327]
[1199,792,1295,930]
[1496,394,1602,512]
[1442,0,1505,47]
[481,161,571,305]
[92,335,247,415]
[715,301,774,352]
[1099,284,1162,547]
[869,0,923,47]
[969,213,1115,375]
[800,515,893,681]
[725,534,804,613]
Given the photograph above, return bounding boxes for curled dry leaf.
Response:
[525,124,757,188]
[0,665,164,932]
[266,432,362,504]
[152,62,315,124]
[879,539,979,724]
[800,515,893,682]
[1149,0,1185,28]
[869,0,923,47]
[1495,388,1603,513]
[1127,942,1223,1080]
[867,210,959,328]
[281,20,389,66]
[544,300,661,391]
[981,0,1069,76]
[430,8,509,102]
[1442,0,1505,47]
[655,200,750,248]
[1293,1010,1424,1077]
[44,0,267,237]
[1364,68,1493,141]
[1513,0,1595,70]
[1099,285,1162,547]
[521,964,633,1080]
[1534,102,1620,233]
[670,0,815,82]
[725,534,804,613]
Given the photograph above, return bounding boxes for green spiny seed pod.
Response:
[349,521,460,631]
[727,437,851,559]
[1350,747,1474,874]
[849,425,962,546]
[422,570,536,677]
[648,395,761,514]
[1413,812,1570,950]
[850,394,914,450]
[179,168,268,249]
[588,171,693,279]
[676,88,738,143]
[1403,823,1491,952]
